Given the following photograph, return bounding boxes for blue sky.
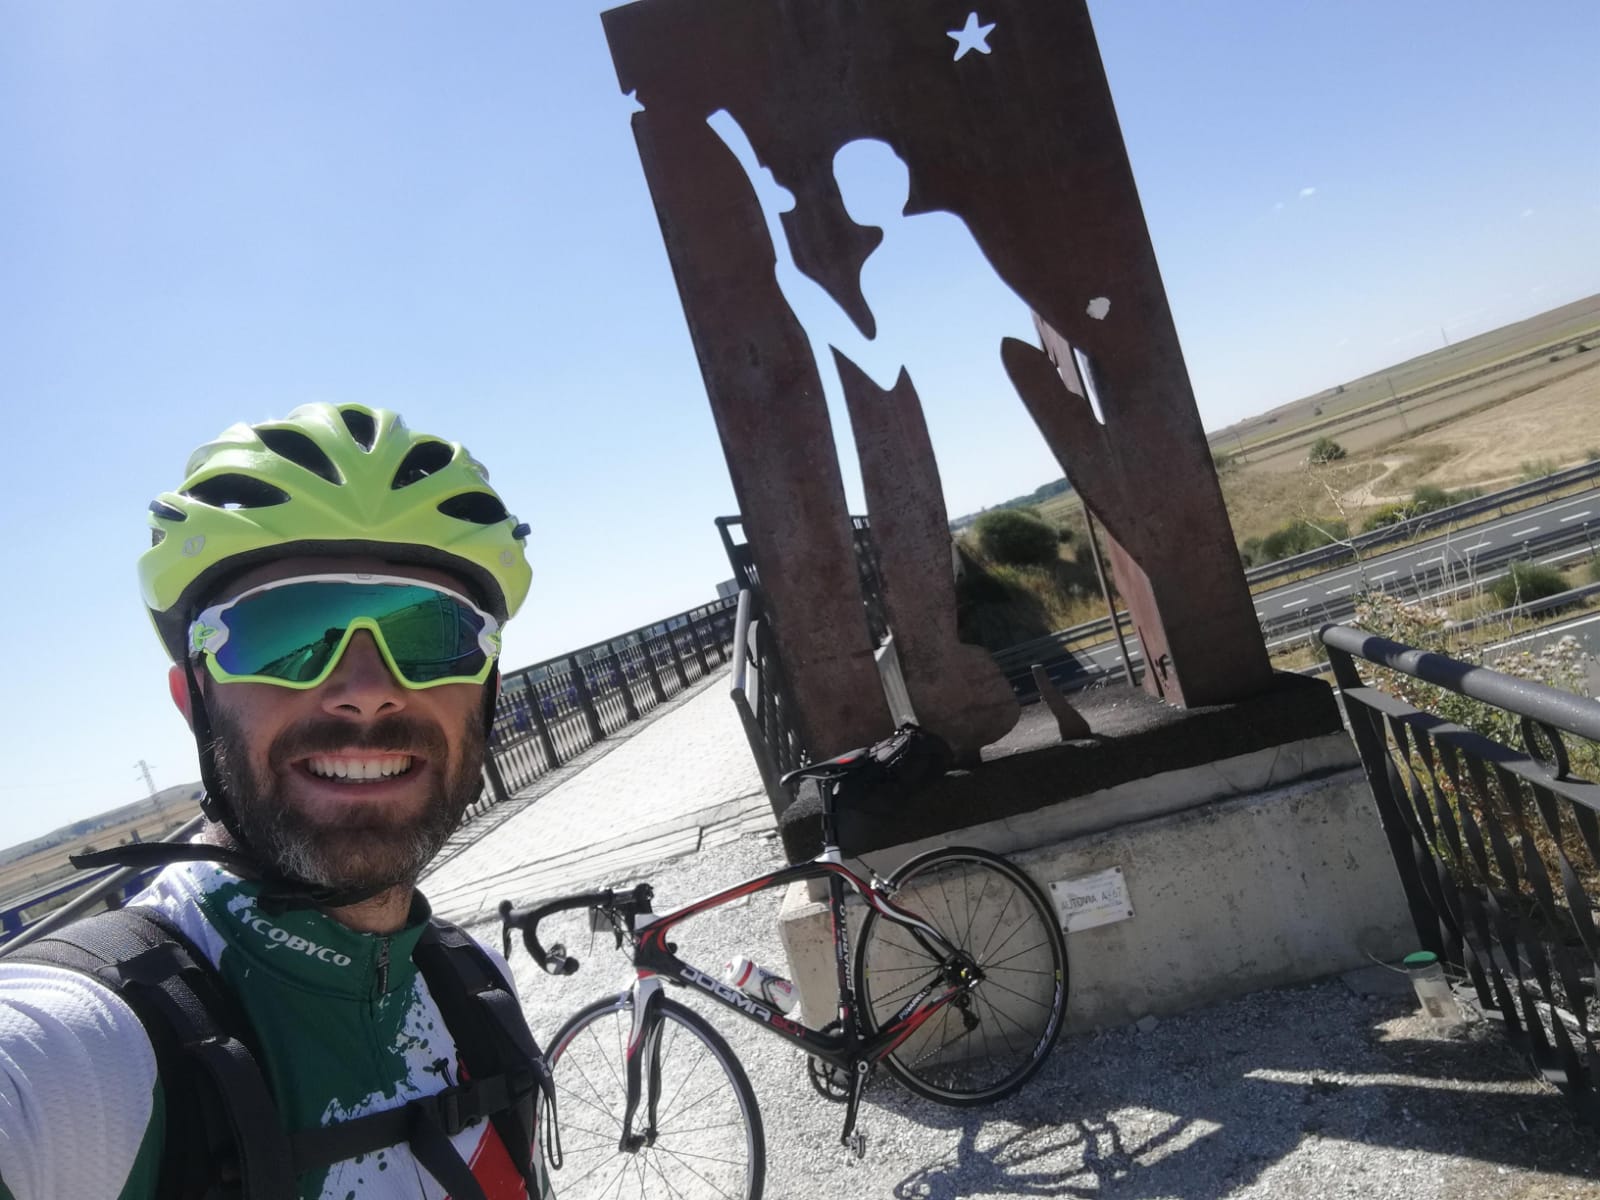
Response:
[1,1,1595,848]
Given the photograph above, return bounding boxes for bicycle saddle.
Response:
[779,745,872,789]
[778,724,952,792]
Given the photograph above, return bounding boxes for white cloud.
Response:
[1520,208,1535,218]
[1299,186,1317,199]
[1273,201,1285,211]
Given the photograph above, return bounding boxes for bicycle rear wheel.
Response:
[547,993,765,1199]
[856,846,1067,1105]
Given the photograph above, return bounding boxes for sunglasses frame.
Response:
[188,573,502,691]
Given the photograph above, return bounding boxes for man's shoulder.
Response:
[0,957,163,1200]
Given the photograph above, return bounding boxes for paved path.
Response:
[422,671,773,925]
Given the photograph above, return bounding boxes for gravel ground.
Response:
[471,831,1599,1200]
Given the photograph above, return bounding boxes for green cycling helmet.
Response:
[140,403,531,662]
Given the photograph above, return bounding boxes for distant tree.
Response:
[974,508,1061,567]
[1308,436,1347,464]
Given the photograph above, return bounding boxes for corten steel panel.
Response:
[603,0,1271,717]
[833,351,1020,757]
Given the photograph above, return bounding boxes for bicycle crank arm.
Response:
[838,1059,872,1158]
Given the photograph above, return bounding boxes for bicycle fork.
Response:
[618,976,666,1153]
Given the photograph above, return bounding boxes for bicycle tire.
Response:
[855,845,1067,1105]
[546,992,765,1200]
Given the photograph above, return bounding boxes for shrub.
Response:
[1211,449,1236,472]
[1239,536,1265,567]
[1410,484,1450,513]
[1588,555,1600,585]
[973,508,1060,567]
[1257,517,1348,563]
[1308,436,1346,464]
[1489,560,1569,609]
[1518,458,1559,481]
[1361,503,1409,533]
[1587,447,1600,462]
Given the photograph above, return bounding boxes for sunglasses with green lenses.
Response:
[188,574,503,690]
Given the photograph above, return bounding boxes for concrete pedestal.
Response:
[776,732,1413,1032]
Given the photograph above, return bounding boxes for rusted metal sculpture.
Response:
[603,0,1270,745]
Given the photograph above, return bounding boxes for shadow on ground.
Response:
[864,983,1597,1199]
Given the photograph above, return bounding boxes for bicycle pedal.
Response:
[848,1130,867,1159]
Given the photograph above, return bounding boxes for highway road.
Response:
[1040,487,1600,691]
[1251,487,1599,632]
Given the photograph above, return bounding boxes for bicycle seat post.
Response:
[816,778,842,855]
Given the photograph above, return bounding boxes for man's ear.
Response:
[169,664,195,730]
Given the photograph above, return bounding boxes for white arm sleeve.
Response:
[0,964,160,1200]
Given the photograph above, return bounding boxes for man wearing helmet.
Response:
[0,405,551,1199]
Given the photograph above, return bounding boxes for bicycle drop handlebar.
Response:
[498,883,655,977]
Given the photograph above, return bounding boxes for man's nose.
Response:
[319,630,408,718]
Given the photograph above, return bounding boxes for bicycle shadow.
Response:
[860,983,1598,1199]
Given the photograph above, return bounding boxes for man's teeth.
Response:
[306,755,414,781]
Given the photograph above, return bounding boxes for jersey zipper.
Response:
[374,936,391,998]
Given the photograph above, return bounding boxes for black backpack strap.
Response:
[11,907,299,1200]
[415,918,553,1195]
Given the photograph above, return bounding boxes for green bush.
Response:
[1518,458,1559,481]
[1239,536,1265,567]
[1409,484,1450,513]
[1257,518,1348,563]
[973,508,1061,567]
[1308,436,1347,464]
[1588,555,1600,585]
[1361,503,1409,533]
[1489,560,1569,609]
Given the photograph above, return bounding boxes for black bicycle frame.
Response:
[627,855,967,1074]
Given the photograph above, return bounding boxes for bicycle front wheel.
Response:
[856,846,1067,1105]
[546,993,765,1200]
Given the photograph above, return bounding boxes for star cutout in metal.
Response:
[947,12,996,61]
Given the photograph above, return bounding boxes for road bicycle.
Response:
[499,730,1069,1200]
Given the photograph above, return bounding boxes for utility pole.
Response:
[1387,376,1411,435]
[135,760,157,798]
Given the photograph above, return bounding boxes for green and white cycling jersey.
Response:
[0,860,548,1200]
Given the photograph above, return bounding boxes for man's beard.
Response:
[207,704,484,892]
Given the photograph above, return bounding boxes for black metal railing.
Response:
[728,590,808,817]
[1321,622,1600,1127]
[476,597,739,810]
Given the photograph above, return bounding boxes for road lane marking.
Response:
[1276,587,1312,599]
[1373,571,1398,580]
[1486,611,1600,652]
[1419,555,1445,566]
[1510,526,1541,537]
[1327,585,1352,594]
[1559,511,1592,523]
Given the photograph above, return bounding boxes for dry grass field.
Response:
[1034,297,1600,550]
[0,797,200,909]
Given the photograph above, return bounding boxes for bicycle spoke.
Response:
[979,974,1057,1012]
[654,1144,744,1200]
[863,850,1066,1103]
[646,1152,691,1200]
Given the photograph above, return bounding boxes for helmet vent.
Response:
[257,428,341,484]
[149,500,187,523]
[183,474,291,510]
[392,441,455,489]
[437,491,509,525]
[339,407,377,451]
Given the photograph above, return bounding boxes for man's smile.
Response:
[298,753,419,782]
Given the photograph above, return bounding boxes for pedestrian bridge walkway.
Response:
[421,672,773,926]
